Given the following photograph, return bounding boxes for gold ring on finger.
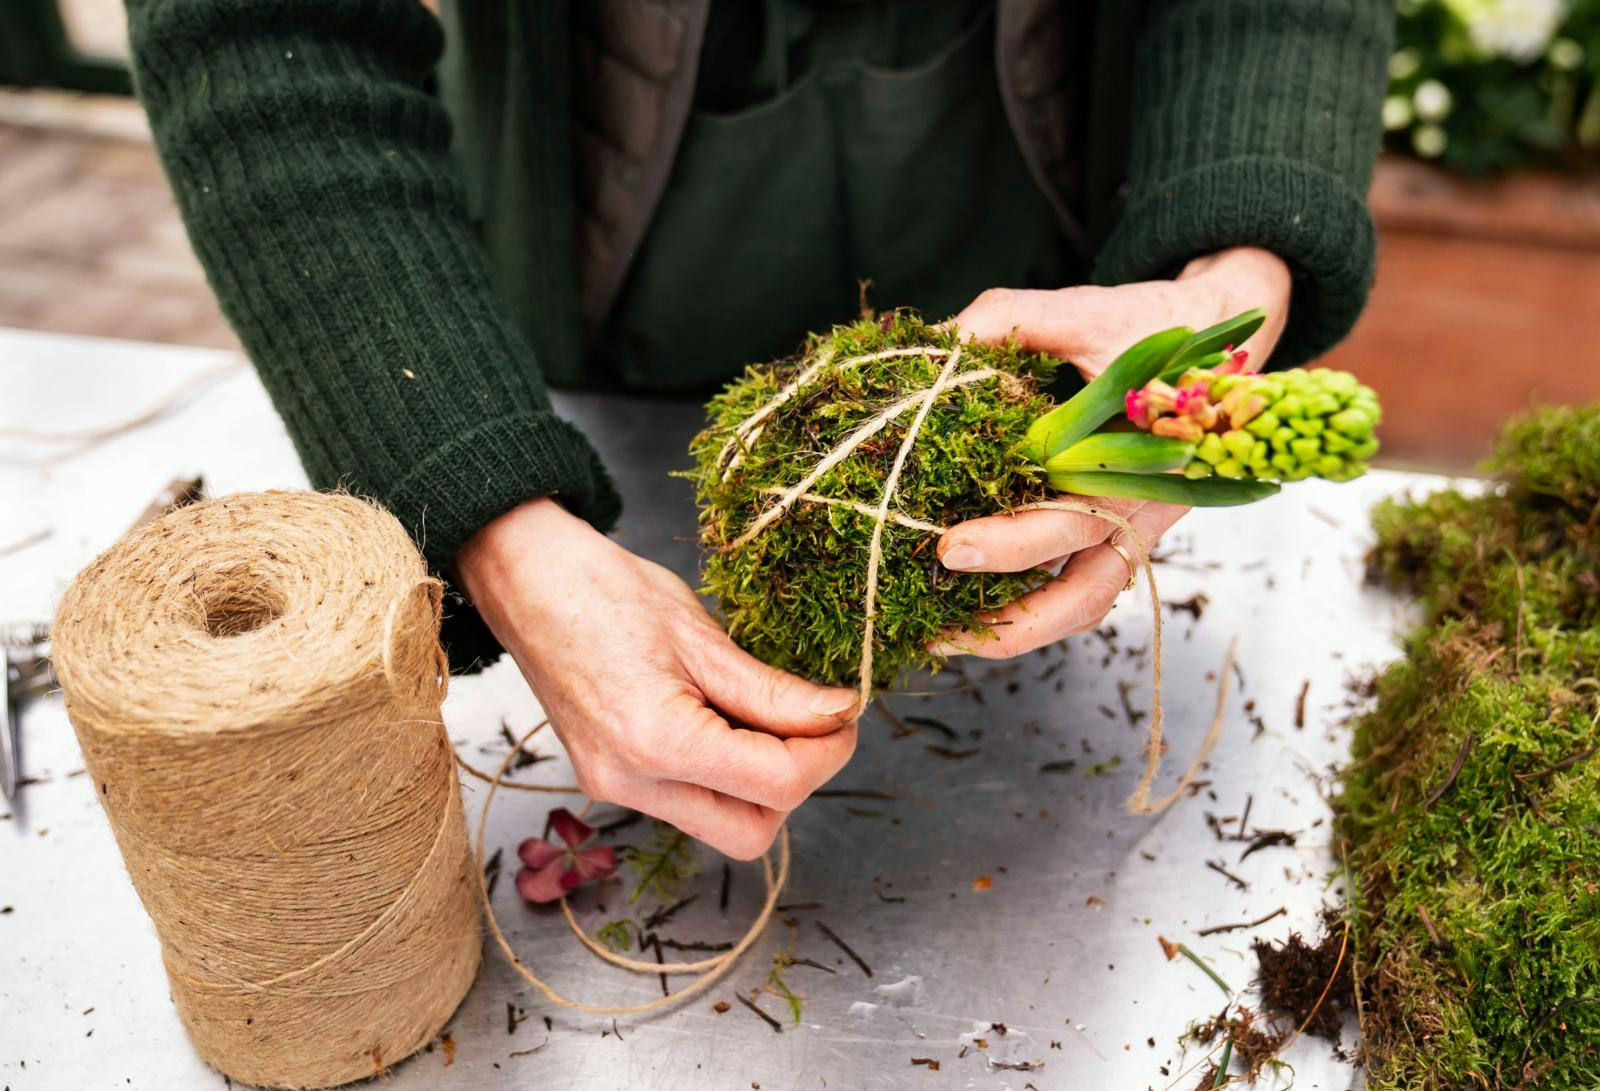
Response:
[1108,541,1139,592]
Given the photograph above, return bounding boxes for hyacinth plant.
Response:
[691,308,1382,686]
[1025,307,1383,505]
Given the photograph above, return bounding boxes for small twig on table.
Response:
[903,715,958,740]
[735,992,783,1032]
[642,894,698,931]
[874,698,911,737]
[786,957,836,973]
[1196,906,1286,937]
[650,933,668,995]
[817,921,873,977]
[1235,794,1254,840]
[1206,860,1250,891]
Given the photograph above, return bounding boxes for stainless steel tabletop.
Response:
[0,328,1428,1090]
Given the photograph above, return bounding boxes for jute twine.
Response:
[52,491,480,1090]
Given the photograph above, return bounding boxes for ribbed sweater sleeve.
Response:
[1094,0,1394,366]
[126,0,620,665]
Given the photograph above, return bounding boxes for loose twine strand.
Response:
[469,720,791,1016]
[469,339,1234,1018]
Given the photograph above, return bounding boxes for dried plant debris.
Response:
[1188,1006,1288,1085]
[1342,404,1600,1088]
[689,312,1056,685]
[1251,907,1354,1043]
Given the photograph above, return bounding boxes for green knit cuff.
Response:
[381,412,622,671]
[1093,157,1377,368]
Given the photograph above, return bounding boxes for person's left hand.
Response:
[931,245,1292,659]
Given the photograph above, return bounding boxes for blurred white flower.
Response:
[1549,36,1585,70]
[1414,79,1454,121]
[1454,0,1567,63]
[1383,95,1416,131]
[1413,123,1450,158]
[1389,48,1422,80]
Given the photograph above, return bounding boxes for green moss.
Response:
[1342,404,1600,1088]
[689,312,1056,686]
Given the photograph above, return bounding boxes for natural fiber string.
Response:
[726,366,997,548]
[722,345,1235,814]
[51,492,480,1090]
[855,345,965,710]
[716,346,958,481]
[470,721,792,1016]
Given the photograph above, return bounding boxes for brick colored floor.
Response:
[0,100,236,350]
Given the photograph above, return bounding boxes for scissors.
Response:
[2,623,52,801]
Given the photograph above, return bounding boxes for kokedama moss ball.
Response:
[689,313,1057,687]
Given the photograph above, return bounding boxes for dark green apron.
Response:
[591,0,1076,391]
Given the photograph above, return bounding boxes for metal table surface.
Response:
[0,328,1428,1091]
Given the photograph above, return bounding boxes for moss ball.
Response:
[689,313,1058,687]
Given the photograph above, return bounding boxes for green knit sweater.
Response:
[125,0,1391,664]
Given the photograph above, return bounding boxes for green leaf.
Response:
[1211,1038,1234,1088]
[1045,433,1196,474]
[621,822,698,904]
[1047,470,1280,506]
[1161,307,1267,383]
[596,919,635,954]
[1023,327,1192,462]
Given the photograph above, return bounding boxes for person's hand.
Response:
[932,245,1292,658]
[456,498,859,860]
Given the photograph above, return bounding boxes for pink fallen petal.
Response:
[518,836,563,870]
[547,808,596,848]
[516,860,570,904]
[572,844,619,883]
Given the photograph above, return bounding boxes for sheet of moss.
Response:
[1344,405,1600,1088]
[689,313,1055,686]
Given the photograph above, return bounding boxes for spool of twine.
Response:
[52,491,480,1090]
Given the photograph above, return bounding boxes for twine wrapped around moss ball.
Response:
[52,491,480,1090]
[692,314,1233,815]
[691,313,1056,688]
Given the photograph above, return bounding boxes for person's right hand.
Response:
[455,497,859,860]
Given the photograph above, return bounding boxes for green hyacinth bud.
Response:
[1221,429,1257,463]
[1095,353,1382,490]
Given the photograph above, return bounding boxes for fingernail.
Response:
[941,544,985,571]
[809,690,859,716]
[928,641,969,658]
